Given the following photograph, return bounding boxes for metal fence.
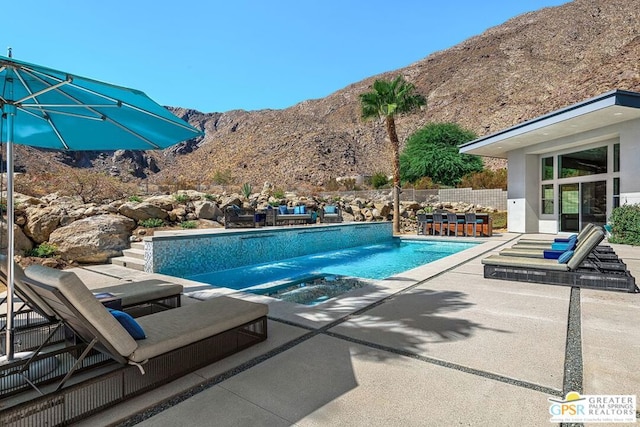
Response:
[320,187,507,211]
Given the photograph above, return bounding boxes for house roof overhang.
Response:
[459,90,640,158]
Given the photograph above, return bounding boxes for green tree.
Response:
[400,122,483,186]
[360,76,426,233]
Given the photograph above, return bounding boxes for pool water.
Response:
[188,240,476,302]
[253,275,373,306]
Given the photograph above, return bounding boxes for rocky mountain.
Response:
[13,0,640,190]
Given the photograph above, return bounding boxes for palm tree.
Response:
[360,76,426,233]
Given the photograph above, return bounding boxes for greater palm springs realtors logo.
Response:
[549,391,637,423]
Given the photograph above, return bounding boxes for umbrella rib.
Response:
[13,68,71,149]
[15,79,70,105]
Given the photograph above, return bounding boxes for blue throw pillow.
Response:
[557,250,574,264]
[279,205,288,215]
[108,308,146,340]
[551,240,576,251]
[324,205,336,214]
[543,250,563,259]
[299,205,306,214]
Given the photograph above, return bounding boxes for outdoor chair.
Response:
[464,213,484,237]
[318,205,342,224]
[17,264,268,398]
[276,205,317,225]
[431,212,447,236]
[416,213,432,235]
[482,228,637,292]
[446,212,464,236]
[224,206,256,229]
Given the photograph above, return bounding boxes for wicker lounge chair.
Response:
[16,264,267,391]
[319,205,342,223]
[224,206,256,228]
[483,228,637,292]
[1,255,183,331]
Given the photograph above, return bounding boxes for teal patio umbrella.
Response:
[0,52,203,361]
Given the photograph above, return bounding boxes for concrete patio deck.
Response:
[68,232,639,426]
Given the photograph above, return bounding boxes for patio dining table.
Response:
[419,213,492,237]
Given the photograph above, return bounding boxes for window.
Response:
[542,157,554,181]
[541,184,554,214]
[614,143,620,172]
[613,178,620,208]
[559,146,607,178]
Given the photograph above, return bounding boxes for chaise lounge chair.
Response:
[482,228,637,292]
[514,223,595,246]
[0,264,268,422]
[1,255,183,334]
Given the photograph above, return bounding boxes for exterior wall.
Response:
[144,222,393,277]
[619,118,640,203]
[507,150,539,233]
[505,117,640,234]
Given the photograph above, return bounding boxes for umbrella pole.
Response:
[4,102,16,362]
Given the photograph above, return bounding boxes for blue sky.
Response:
[2,1,569,113]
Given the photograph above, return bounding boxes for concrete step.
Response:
[121,248,145,260]
[129,241,145,251]
[110,256,145,271]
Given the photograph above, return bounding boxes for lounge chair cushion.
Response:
[558,250,574,264]
[279,205,289,214]
[24,265,138,358]
[108,309,146,340]
[90,280,182,307]
[130,296,268,362]
[324,206,337,214]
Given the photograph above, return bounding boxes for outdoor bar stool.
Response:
[446,212,465,236]
[431,212,447,236]
[464,212,484,237]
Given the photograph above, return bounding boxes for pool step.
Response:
[110,242,145,271]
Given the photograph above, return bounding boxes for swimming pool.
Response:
[187,239,477,292]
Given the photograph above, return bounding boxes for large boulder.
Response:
[118,202,169,222]
[23,205,63,243]
[0,223,34,254]
[194,201,222,220]
[48,214,136,263]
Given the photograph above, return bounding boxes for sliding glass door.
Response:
[559,181,606,232]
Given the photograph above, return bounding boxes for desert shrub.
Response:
[341,178,357,191]
[324,178,340,191]
[139,218,165,228]
[489,211,507,229]
[272,188,285,199]
[413,176,439,189]
[371,172,390,189]
[25,242,57,258]
[204,193,215,201]
[15,168,136,203]
[128,195,143,203]
[173,193,190,203]
[608,204,640,245]
[211,169,233,185]
[241,183,252,199]
[458,169,507,190]
[180,220,197,229]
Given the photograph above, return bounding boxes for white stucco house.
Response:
[459,89,640,234]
